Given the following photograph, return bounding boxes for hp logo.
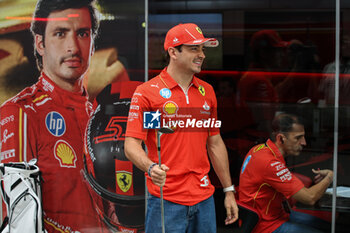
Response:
[45,112,66,137]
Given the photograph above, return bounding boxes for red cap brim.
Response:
[183,38,219,47]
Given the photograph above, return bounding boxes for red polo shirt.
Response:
[239,139,304,233]
[125,68,219,205]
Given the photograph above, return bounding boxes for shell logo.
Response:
[54,140,77,168]
[163,101,178,115]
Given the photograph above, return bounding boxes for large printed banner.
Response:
[0,0,145,104]
[0,0,146,232]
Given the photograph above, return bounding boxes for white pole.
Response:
[144,0,149,219]
[145,0,149,83]
[331,0,340,232]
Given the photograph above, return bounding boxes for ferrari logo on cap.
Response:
[196,27,203,34]
[117,171,132,192]
[198,85,205,96]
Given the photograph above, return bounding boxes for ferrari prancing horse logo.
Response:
[198,85,205,96]
[116,171,132,192]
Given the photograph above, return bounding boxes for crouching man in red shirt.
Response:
[239,113,332,233]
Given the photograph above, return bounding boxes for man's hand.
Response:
[149,164,169,187]
[85,47,129,101]
[312,169,333,184]
[224,191,239,225]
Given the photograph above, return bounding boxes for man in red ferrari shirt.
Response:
[125,23,238,232]
[239,113,332,233]
[0,0,107,232]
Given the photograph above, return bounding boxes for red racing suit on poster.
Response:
[0,73,104,233]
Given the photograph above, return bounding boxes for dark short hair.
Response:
[270,113,304,142]
[166,44,183,64]
[30,0,100,70]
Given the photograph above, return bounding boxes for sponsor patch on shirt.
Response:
[54,140,77,168]
[2,129,14,144]
[198,85,205,96]
[131,97,138,103]
[241,155,252,174]
[150,83,159,88]
[200,175,209,187]
[159,88,172,99]
[130,105,139,110]
[270,161,292,182]
[42,78,54,92]
[0,149,15,160]
[45,112,66,137]
[163,101,178,116]
[279,172,292,182]
[203,101,210,111]
[0,115,14,126]
[128,112,139,118]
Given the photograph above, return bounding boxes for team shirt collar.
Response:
[266,139,284,160]
[39,72,89,106]
[160,67,200,89]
